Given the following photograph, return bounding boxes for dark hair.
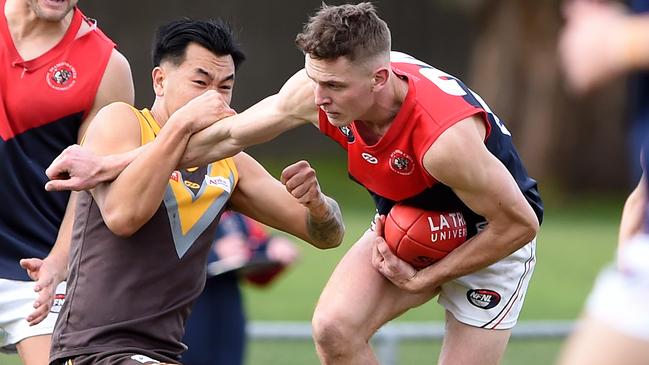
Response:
[152,18,246,69]
[295,2,390,62]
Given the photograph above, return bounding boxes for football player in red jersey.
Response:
[0,0,133,364]
[45,3,540,364]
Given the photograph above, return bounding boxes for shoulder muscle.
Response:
[423,115,489,189]
[83,102,141,156]
[79,50,134,141]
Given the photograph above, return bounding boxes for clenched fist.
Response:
[280,160,326,210]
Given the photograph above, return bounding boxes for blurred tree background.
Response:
[79,0,632,196]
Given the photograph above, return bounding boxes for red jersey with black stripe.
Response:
[319,52,543,237]
[0,2,116,280]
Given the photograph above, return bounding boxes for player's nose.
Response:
[314,85,331,107]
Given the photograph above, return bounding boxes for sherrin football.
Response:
[383,204,468,269]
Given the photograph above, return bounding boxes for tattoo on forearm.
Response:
[307,197,344,246]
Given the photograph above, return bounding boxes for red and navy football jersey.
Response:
[319,52,543,237]
[0,2,115,280]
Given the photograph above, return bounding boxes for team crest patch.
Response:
[46,62,77,91]
[389,150,414,175]
[338,126,355,143]
[466,289,501,309]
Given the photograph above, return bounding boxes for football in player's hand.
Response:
[383,204,468,269]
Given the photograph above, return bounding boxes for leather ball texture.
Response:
[383,204,468,269]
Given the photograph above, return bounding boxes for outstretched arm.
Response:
[181,69,319,167]
[45,144,142,192]
[45,69,319,191]
[229,153,344,250]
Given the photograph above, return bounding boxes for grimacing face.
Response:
[304,54,376,127]
[28,0,78,22]
[158,43,235,117]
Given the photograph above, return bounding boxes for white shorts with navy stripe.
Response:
[0,279,66,352]
[437,238,536,330]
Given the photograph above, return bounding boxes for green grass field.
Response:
[0,159,625,365]
[240,196,621,364]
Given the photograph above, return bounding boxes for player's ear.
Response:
[152,66,166,97]
[372,67,389,91]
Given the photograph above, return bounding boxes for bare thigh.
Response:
[16,335,51,365]
[314,229,439,337]
[438,311,511,365]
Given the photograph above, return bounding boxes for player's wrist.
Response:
[165,109,199,136]
[42,255,69,282]
[104,153,129,182]
[306,196,344,248]
[307,195,334,221]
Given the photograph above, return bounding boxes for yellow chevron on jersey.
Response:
[131,107,238,258]
[166,161,237,236]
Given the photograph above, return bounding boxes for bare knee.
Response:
[312,310,350,348]
[312,308,364,356]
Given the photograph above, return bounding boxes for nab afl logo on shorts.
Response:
[50,293,65,313]
[389,149,414,175]
[338,126,355,143]
[46,62,77,91]
[466,289,501,309]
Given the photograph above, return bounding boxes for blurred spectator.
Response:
[181,211,300,365]
[558,1,649,364]
[559,0,649,94]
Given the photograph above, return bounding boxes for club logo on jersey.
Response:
[180,166,207,195]
[338,126,355,143]
[170,171,181,182]
[46,62,77,91]
[361,152,378,164]
[184,180,201,190]
[466,289,501,309]
[50,293,65,313]
[389,150,414,175]
[205,175,232,193]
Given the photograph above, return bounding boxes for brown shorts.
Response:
[54,352,178,365]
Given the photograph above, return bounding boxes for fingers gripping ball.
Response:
[383,204,468,269]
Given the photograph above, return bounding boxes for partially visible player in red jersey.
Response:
[0,0,133,364]
[45,3,540,364]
